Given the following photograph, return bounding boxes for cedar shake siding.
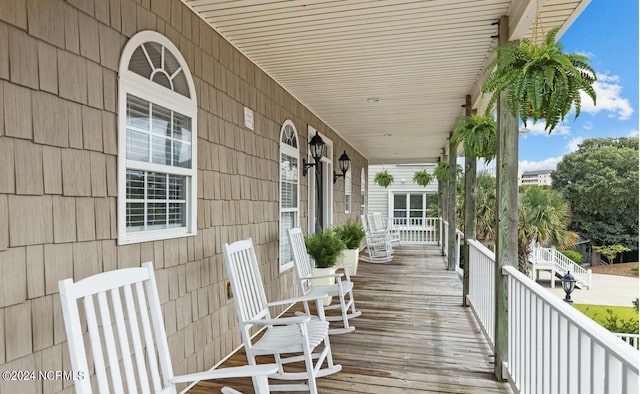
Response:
[0,1,367,392]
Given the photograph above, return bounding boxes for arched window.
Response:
[360,168,366,214]
[279,120,300,271]
[117,31,197,245]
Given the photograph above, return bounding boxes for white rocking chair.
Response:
[288,227,361,335]
[360,215,394,263]
[58,262,277,394]
[368,212,401,247]
[223,239,342,394]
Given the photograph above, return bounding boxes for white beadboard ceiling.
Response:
[183,0,589,164]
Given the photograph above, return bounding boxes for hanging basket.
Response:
[374,170,394,188]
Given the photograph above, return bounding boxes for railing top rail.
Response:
[502,265,639,368]
[467,239,495,261]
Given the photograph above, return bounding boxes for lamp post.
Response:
[561,270,576,304]
[333,150,351,183]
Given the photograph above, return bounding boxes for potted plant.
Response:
[450,114,496,163]
[482,26,596,133]
[305,229,346,305]
[413,169,433,187]
[335,221,366,275]
[373,170,394,188]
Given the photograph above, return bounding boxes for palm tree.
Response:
[517,187,578,273]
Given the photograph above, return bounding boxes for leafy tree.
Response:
[456,173,497,242]
[593,244,630,265]
[552,137,639,251]
[517,187,577,273]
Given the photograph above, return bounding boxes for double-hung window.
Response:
[279,120,300,271]
[344,169,352,213]
[117,31,197,245]
[360,168,366,214]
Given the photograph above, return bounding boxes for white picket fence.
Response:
[467,239,639,394]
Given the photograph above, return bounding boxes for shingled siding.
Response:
[0,0,367,392]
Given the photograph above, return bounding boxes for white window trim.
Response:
[279,120,300,272]
[344,168,351,214]
[117,31,198,245]
[388,190,431,219]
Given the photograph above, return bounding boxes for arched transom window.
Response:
[279,120,300,271]
[117,31,197,245]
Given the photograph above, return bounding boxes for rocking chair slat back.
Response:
[288,228,314,286]
[223,239,270,329]
[59,263,174,394]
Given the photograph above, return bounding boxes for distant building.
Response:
[520,169,553,186]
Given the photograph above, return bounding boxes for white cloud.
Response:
[579,73,634,120]
[630,130,639,138]
[567,137,584,153]
[582,121,593,130]
[520,120,571,136]
[519,156,563,173]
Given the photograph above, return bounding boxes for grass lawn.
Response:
[574,304,638,326]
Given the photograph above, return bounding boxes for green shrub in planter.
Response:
[335,221,366,249]
[304,229,345,268]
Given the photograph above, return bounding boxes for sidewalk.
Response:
[536,271,639,307]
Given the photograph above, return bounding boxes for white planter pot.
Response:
[340,248,360,276]
[311,267,336,306]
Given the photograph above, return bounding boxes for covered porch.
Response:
[189,245,512,394]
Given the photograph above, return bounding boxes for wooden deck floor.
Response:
[189,246,512,393]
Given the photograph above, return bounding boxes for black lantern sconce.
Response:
[333,151,351,183]
[302,132,327,176]
[561,270,577,304]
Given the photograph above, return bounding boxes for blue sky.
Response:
[516,0,639,173]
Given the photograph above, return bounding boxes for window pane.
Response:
[151,105,171,136]
[128,47,153,79]
[127,130,149,162]
[168,175,186,200]
[393,210,405,218]
[126,202,145,231]
[144,42,163,69]
[174,113,192,142]
[345,195,351,212]
[410,194,423,209]
[147,202,167,228]
[169,203,186,227]
[280,211,296,265]
[173,141,192,168]
[147,172,166,200]
[126,170,145,199]
[172,72,190,98]
[409,210,423,218]
[152,72,172,90]
[280,153,298,209]
[127,95,149,130]
[394,194,406,209]
[152,135,171,165]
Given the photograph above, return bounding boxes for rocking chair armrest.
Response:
[301,272,344,280]
[171,363,278,383]
[245,315,311,326]
[266,292,329,307]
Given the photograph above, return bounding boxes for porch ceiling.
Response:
[183,0,589,164]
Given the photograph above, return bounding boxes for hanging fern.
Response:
[373,170,394,187]
[482,27,596,133]
[433,161,462,183]
[413,169,433,187]
[451,114,497,164]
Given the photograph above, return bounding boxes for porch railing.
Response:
[467,240,639,394]
[390,217,439,245]
[441,219,464,273]
[616,334,640,350]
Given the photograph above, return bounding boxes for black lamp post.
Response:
[333,151,351,183]
[561,270,577,304]
[302,132,326,176]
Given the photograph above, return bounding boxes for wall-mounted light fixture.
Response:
[332,150,351,183]
[302,131,326,176]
